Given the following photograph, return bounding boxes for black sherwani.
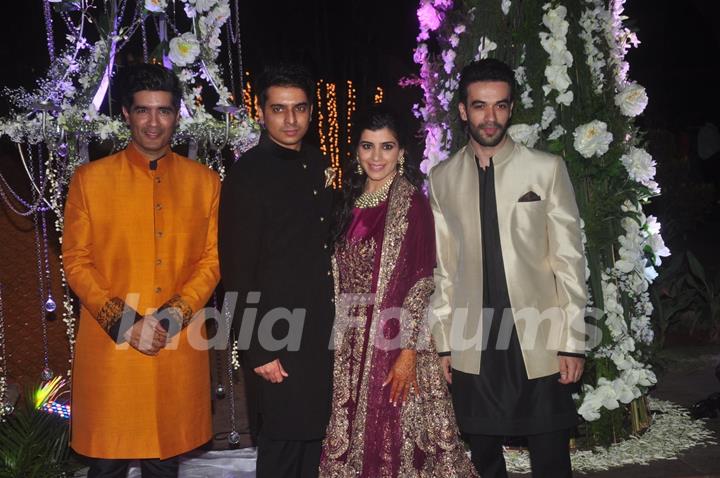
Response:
[219,133,334,441]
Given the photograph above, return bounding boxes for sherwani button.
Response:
[156,259,162,266]
[313,189,318,196]
[155,287,162,293]
[155,203,162,210]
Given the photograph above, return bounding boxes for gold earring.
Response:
[355,154,363,175]
[398,154,405,176]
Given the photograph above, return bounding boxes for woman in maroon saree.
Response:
[319,107,476,477]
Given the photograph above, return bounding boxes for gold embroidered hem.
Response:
[96,297,126,332]
[157,294,194,329]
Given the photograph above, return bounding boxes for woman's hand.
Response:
[382,349,418,406]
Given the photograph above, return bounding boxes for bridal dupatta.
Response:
[319,177,477,477]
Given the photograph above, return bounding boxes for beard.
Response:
[467,119,510,147]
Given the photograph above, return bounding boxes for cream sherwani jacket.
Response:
[428,138,587,379]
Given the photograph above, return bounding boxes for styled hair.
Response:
[457,58,516,105]
[256,63,315,109]
[331,105,424,246]
[120,63,182,111]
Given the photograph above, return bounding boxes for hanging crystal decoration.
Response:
[228,431,241,446]
[41,367,54,381]
[2,402,13,416]
[45,294,57,313]
[215,383,226,399]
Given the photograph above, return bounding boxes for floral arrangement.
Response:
[413,0,667,444]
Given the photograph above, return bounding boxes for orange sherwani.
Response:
[62,142,220,459]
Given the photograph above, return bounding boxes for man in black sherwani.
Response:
[219,63,334,478]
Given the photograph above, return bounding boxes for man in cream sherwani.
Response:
[429,58,588,478]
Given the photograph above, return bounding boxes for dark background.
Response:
[2,1,720,129]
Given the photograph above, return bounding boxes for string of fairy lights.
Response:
[241,72,382,188]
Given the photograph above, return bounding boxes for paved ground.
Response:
[511,348,720,477]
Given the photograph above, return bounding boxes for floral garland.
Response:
[412,0,667,435]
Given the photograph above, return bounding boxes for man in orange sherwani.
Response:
[62,64,220,477]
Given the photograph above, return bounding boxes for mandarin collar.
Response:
[126,141,172,171]
[258,131,306,161]
[490,136,515,166]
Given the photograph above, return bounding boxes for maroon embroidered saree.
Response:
[319,177,477,477]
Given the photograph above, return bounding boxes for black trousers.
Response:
[85,456,179,478]
[467,427,573,478]
[256,434,322,478]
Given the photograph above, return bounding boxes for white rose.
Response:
[144,0,167,12]
[615,82,648,117]
[169,32,200,67]
[620,147,656,186]
[573,120,613,158]
[508,123,541,148]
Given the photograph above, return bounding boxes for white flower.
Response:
[168,32,200,67]
[144,0,167,12]
[192,0,217,14]
[543,65,572,95]
[548,125,566,140]
[454,24,466,35]
[417,3,442,38]
[501,0,511,15]
[541,106,556,129]
[615,82,648,117]
[619,147,659,193]
[207,2,231,26]
[556,90,574,106]
[508,124,541,148]
[477,37,498,60]
[542,4,569,38]
[442,49,456,74]
[573,120,613,158]
[539,33,573,67]
[520,90,534,109]
[413,43,428,64]
[183,3,197,17]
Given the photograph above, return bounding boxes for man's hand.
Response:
[254,359,288,383]
[383,349,418,406]
[558,355,585,384]
[440,356,452,384]
[123,316,168,355]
